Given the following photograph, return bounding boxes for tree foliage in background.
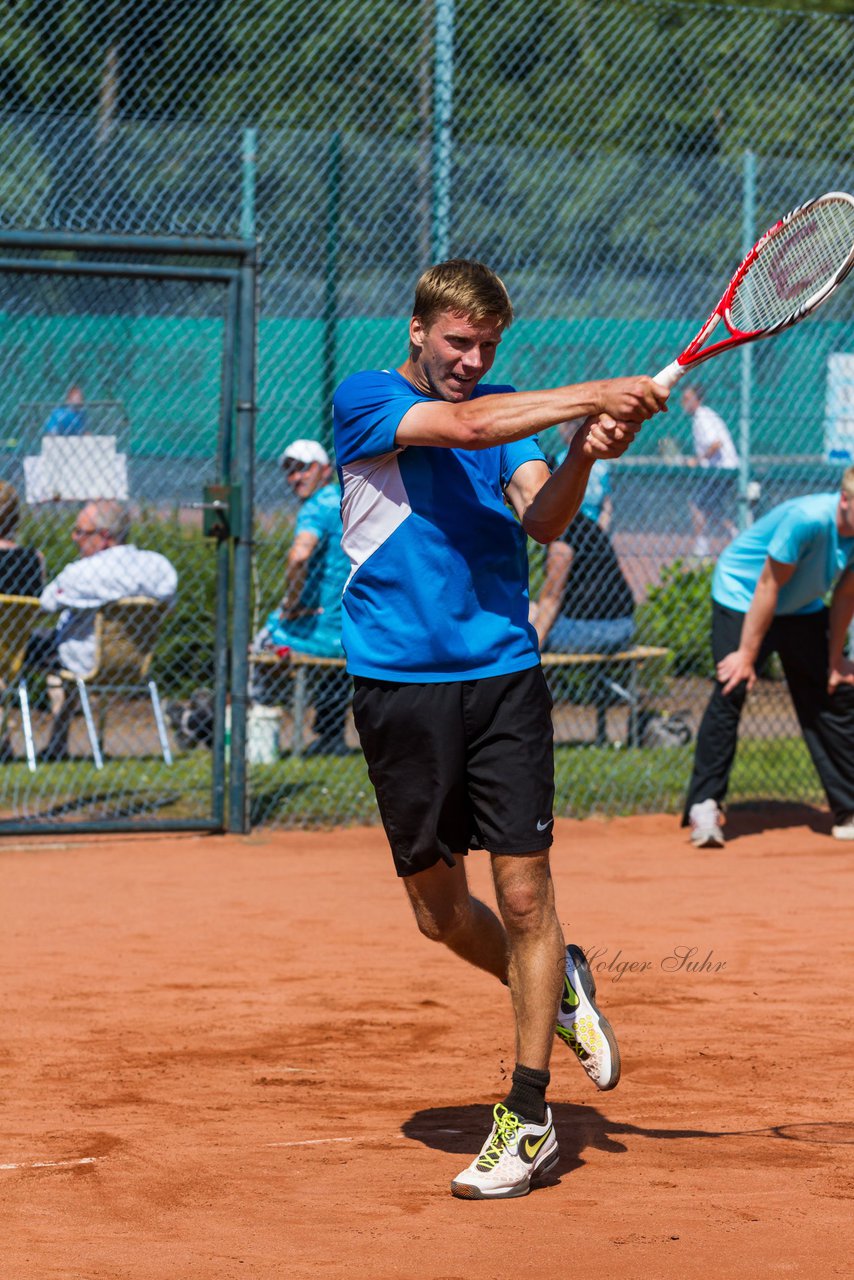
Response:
[0,0,851,158]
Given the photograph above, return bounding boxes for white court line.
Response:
[266,1137,357,1148]
[266,1130,464,1149]
[0,1157,100,1171]
[255,1068,318,1075]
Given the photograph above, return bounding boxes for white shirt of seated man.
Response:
[40,500,178,675]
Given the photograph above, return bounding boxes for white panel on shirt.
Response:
[340,449,411,588]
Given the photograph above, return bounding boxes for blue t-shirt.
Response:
[280,483,348,658]
[713,492,854,615]
[43,406,86,436]
[332,368,545,681]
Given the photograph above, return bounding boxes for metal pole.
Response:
[211,277,239,830]
[0,257,237,284]
[738,149,755,530]
[0,229,254,256]
[320,130,341,453]
[228,247,259,833]
[240,126,257,241]
[431,0,455,262]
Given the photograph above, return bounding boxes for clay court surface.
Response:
[3,811,853,1279]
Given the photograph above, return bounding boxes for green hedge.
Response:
[635,559,715,678]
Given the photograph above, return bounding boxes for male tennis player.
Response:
[332,259,668,1199]
[685,468,854,849]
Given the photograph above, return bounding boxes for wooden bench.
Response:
[541,645,671,747]
[249,650,348,757]
[250,644,670,755]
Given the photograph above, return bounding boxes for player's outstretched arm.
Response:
[395,377,668,451]
[718,557,793,695]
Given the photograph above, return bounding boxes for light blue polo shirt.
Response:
[555,450,612,523]
[281,482,348,657]
[332,368,545,681]
[713,492,854,615]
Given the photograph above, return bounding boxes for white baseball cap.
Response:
[280,438,330,468]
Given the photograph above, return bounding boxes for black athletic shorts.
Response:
[352,665,555,878]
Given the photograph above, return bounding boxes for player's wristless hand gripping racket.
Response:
[654,191,854,389]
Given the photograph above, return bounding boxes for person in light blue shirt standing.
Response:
[685,471,854,849]
[256,438,351,754]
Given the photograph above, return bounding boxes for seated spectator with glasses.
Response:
[26,500,177,761]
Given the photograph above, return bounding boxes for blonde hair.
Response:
[412,258,514,333]
[842,464,854,501]
[0,480,20,539]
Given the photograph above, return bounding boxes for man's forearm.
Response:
[739,576,779,660]
[397,376,667,451]
[281,562,309,613]
[523,449,592,543]
[533,595,561,646]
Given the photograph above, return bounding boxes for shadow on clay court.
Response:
[402,1105,854,1180]
[721,801,832,841]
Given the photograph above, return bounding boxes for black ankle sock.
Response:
[502,1063,550,1124]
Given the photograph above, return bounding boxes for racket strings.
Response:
[730,197,854,332]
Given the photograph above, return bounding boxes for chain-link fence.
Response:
[0,0,852,828]
[0,235,257,831]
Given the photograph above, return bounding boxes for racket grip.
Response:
[652,360,686,390]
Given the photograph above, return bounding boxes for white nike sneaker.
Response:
[450,1104,558,1200]
[689,799,725,849]
[831,814,854,841]
[556,943,621,1090]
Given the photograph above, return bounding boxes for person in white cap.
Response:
[255,438,351,754]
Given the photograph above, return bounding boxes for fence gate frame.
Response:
[0,230,258,837]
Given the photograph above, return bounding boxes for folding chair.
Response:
[0,593,42,772]
[59,595,173,770]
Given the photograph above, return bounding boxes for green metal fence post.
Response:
[320,130,341,454]
[431,0,455,262]
[228,245,259,833]
[211,277,239,830]
[241,126,257,241]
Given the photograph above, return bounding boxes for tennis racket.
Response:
[654,191,854,389]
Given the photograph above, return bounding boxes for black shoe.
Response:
[42,739,70,763]
[0,736,14,763]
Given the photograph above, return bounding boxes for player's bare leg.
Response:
[491,851,564,1071]
[449,852,564,1199]
[403,856,508,981]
